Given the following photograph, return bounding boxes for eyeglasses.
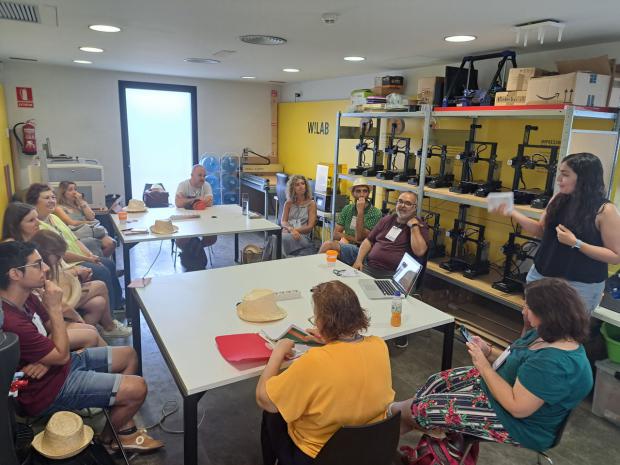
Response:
[15,259,44,272]
[307,315,316,326]
[396,199,416,208]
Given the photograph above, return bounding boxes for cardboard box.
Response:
[417,77,444,105]
[375,75,405,87]
[372,85,404,97]
[507,67,548,91]
[608,64,620,108]
[525,72,611,106]
[494,91,527,106]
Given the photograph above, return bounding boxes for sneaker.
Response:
[110,428,164,453]
[76,407,103,418]
[100,319,132,338]
[394,336,409,348]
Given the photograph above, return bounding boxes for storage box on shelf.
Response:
[592,359,620,426]
[506,67,549,91]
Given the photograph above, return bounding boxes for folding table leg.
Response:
[184,392,206,465]
[440,322,455,371]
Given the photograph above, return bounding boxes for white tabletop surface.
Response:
[134,254,454,396]
[111,205,281,244]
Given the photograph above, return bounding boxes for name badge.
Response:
[492,347,511,370]
[349,216,358,231]
[385,226,402,242]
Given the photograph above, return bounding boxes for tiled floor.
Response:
[107,233,618,465]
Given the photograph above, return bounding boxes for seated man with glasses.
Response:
[0,241,164,453]
[353,191,429,276]
[318,177,382,265]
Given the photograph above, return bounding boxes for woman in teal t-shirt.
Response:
[390,278,593,452]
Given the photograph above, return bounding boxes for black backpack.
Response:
[180,238,208,271]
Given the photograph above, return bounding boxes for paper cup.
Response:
[326,250,338,266]
[118,211,128,221]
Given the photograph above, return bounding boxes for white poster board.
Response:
[567,130,618,198]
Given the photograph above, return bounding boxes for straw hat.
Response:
[350,177,371,192]
[149,219,179,235]
[125,199,148,212]
[237,289,287,323]
[32,411,94,459]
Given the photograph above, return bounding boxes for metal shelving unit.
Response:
[331,104,620,317]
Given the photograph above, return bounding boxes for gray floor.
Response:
[108,232,618,465]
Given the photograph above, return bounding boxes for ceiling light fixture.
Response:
[514,19,564,47]
[241,76,256,79]
[89,24,121,33]
[240,35,287,46]
[184,58,220,64]
[79,46,104,53]
[344,56,365,62]
[73,60,92,64]
[321,13,339,24]
[283,68,300,73]
[444,35,476,43]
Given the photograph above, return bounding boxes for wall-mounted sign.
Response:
[16,87,34,108]
[307,121,329,135]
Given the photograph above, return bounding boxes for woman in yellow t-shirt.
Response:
[256,281,394,465]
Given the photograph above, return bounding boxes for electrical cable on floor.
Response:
[141,240,164,278]
[143,400,207,434]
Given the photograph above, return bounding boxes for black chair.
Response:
[275,173,288,225]
[1,331,20,465]
[459,410,573,465]
[313,412,400,465]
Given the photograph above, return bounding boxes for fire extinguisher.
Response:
[12,119,37,155]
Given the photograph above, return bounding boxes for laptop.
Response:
[359,253,423,300]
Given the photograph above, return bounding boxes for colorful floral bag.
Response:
[400,434,479,465]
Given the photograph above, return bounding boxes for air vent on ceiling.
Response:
[0,1,39,23]
[9,56,38,61]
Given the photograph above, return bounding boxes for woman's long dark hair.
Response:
[1,202,36,241]
[545,153,609,236]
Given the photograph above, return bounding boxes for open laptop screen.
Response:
[393,253,423,295]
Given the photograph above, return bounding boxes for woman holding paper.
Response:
[493,152,620,314]
[256,281,394,465]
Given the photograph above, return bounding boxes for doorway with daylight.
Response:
[118,81,198,202]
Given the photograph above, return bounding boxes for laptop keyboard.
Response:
[375,280,398,296]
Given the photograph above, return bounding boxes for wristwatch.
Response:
[409,223,419,229]
[572,239,583,250]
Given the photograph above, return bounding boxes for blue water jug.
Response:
[201,155,220,173]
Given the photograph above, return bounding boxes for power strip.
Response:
[274,290,302,301]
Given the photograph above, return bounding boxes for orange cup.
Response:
[326,249,338,266]
[118,211,128,221]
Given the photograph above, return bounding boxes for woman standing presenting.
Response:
[495,152,620,313]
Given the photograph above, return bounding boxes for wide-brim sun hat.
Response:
[149,219,179,235]
[32,411,94,459]
[236,289,287,323]
[125,199,148,213]
[350,177,371,192]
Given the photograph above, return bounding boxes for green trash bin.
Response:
[601,322,620,363]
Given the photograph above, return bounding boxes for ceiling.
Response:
[1,0,620,83]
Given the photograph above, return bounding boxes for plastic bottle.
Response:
[391,291,402,327]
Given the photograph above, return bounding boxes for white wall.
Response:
[282,40,620,102]
[1,62,278,196]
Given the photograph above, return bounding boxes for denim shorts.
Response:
[41,347,122,416]
[526,266,604,315]
[338,243,360,266]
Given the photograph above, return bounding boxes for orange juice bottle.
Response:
[390,291,402,327]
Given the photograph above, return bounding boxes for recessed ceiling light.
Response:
[89,24,121,33]
[79,46,104,53]
[240,35,287,45]
[184,58,220,64]
[73,60,92,64]
[444,35,476,43]
[283,68,300,73]
[241,76,256,79]
[344,56,365,62]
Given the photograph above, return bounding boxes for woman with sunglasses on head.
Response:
[24,184,124,311]
[256,281,394,465]
[391,278,592,460]
[54,180,116,257]
[30,230,131,340]
[280,175,318,257]
[492,152,620,314]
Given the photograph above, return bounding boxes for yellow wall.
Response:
[0,84,15,233]
[278,101,620,266]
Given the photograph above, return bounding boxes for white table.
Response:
[132,254,455,465]
[111,205,282,369]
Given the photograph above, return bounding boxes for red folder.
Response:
[215,333,272,362]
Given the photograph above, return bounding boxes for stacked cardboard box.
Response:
[373,75,405,96]
[494,67,546,106]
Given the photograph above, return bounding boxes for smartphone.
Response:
[459,325,473,343]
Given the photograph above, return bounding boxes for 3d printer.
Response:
[349,120,383,176]
[450,124,502,197]
[508,125,559,209]
[492,232,540,293]
[440,214,490,278]
[409,145,455,188]
[377,122,416,182]
[421,209,446,259]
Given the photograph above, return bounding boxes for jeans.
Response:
[526,266,604,315]
[40,347,122,416]
[338,244,360,266]
[81,257,123,310]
